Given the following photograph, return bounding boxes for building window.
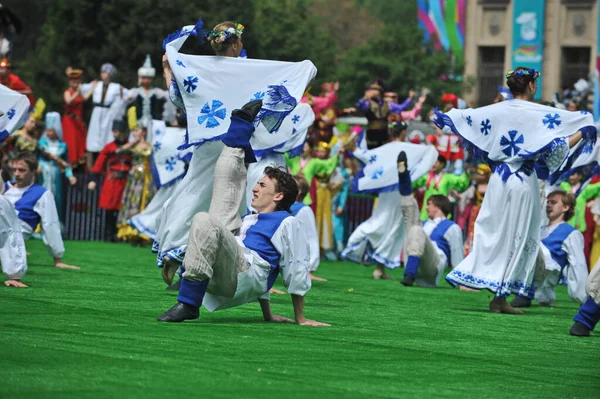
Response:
[478,47,505,106]
[560,47,591,91]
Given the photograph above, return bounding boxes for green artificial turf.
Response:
[1,240,599,399]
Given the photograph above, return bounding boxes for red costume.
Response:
[62,87,87,164]
[92,141,132,210]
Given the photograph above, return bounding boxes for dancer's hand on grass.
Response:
[4,280,28,288]
[297,318,331,327]
[268,315,294,323]
[55,262,80,270]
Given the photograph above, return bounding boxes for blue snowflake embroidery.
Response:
[7,108,15,120]
[480,119,491,135]
[369,155,377,164]
[292,115,300,124]
[176,60,186,68]
[165,156,177,171]
[371,167,383,179]
[542,113,562,129]
[154,129,161,137]
[183,76,199,93]
[580,110,590,115]
[466,116,472,126]
[500,130,524,157]
[153,141,162,152]
[197,100,226,128]
[251,91,265,101]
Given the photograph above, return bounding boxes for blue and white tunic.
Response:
[203,211,311,311]
[419,217,464,288]
[536,222,587,304]
[291,202,320,272]
[3,182,64,258]
[440,100,596,297]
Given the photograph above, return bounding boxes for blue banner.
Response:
[511,0,545,100]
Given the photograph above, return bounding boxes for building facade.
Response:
[464,0,598,105]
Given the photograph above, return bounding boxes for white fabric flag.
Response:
[150,120,191,187]
[351,142,439,193]
[0,84,30,142]
[165,25,317,148]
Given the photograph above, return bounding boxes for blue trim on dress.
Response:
[445,269,534,298]
[129,217,157,241]
[341,237,402,269]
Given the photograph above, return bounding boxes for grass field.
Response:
[1,240,599,399]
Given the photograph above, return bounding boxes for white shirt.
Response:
[294,206,320,272]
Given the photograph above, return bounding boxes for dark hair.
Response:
[436,155,447,167]
[263,166,298,213]
[507,67,538,96]
[293,175,309,202]
[547,190,576,221]
[11,151,38,172]
[427,194,452,216]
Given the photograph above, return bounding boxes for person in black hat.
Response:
[87,120,132,241]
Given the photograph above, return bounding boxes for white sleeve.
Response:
[564,230,588,304]
[446,224,464,268]
[155,87,169,100]
[124,87,139,103]
[271,217,311,296]
[80,83,93,95]
[296,207,320,271]
[34,191,65,258]
[0,196,27,279]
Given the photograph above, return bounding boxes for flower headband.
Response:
[506,68,540,80]
[206,23,244,44]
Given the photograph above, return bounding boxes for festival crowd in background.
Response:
[1,17,600,335]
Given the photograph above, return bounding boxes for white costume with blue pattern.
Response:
[438,100,596,296]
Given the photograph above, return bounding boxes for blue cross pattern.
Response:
[7,108,16,120]
[197,100,227,128]
[292,115,300,124]
[183,76,199,93]
[165,156,177,171]
[369,155,377,164]
[176,60,186,68]
[154,129,161,136]
[466,116,472,126]
[542,113,561,129]
[500,129,524,157]
[480,119,491,135]
[251,91,266,101]
[153,141,162,152]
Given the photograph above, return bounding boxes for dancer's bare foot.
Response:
[4,280,28,288]
[489,297,524,315]
[162,256,179,286]
[308,272,327,281]
[373,266,394,280]
[269,288,286,295]
[459,286,480,292]
[55,262,80,270]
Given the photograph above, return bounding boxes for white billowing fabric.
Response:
[439,100,596,297]
[587,262,600,302]
[342,191,405,269]
[246,153,286,212]
[203,214,311,312]
[535,223,588,304]
[0,195,27,280]
[4,184,65,258]
[165,27,317,147]
[550,140,600,186]
[149,121,190,187]
[351,142,439,193]
[0,84,30,136]
[295,205,320,272]
[154,141,225,264]
[82,81,128,152]
[417,217,464,287]
[129,181,180,241]
[438,100,595,175]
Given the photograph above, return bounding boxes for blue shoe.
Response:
[324,250,338,261]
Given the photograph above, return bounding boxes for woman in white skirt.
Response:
[437,67,596,314]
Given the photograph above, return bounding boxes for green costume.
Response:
[286,154,338,205]
[412,171,470,221]
[573,182,600,232]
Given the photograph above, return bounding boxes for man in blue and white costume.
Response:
[341,123,439,279]
[0,83,30,287]
[395,151,464,287]
[570,262,600,336]
[158,101,329,327]
[5,152,79,271]
[510,190,587,308]
[291,175,322,281]
[436,67,596,314]
[129,116,192,242]
[153,19,316,272]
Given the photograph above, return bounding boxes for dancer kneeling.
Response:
[157,102,329,326]
[396,151,464,287]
